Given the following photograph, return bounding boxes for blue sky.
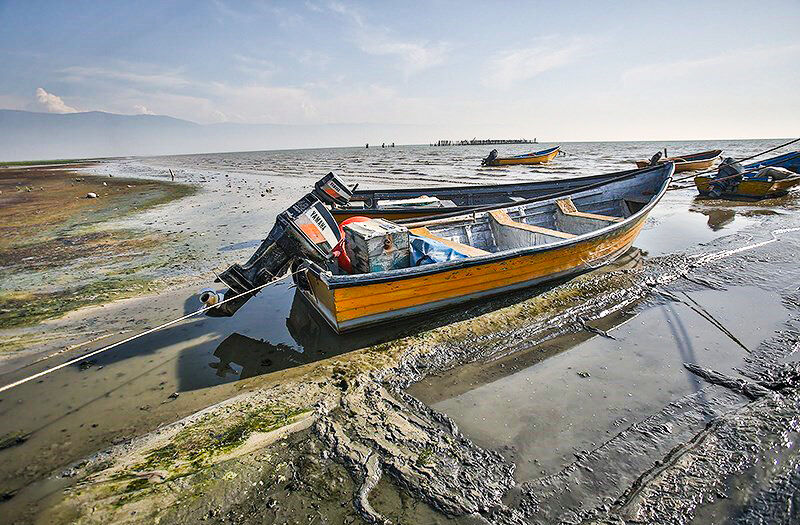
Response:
[1,0,799,140]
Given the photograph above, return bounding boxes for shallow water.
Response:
[412,286,790,482]
[101,138,793,188]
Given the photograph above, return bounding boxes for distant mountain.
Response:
[0,110,429,161]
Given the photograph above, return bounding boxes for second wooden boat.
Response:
[298,163,673,332]
[635,149,722,172]
[332,165,657,223]
[694,151,800,199]
[482,146,560,166]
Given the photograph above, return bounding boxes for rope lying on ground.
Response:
[0,273,294,394]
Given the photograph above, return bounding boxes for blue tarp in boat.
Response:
[410,235,469,266]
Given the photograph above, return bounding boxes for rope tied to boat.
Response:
[671,137,800,183]
[0,271,299,394]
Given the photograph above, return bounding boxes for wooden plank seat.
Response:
[409,227,489,256]
[555,198,623,223]
[488,210,576,239]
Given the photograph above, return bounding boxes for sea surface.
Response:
[103,138,794,188]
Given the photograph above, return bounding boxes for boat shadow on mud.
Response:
[174,268,607,392]
[71,261,601,396]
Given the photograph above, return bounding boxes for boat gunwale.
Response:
[506,145,560,159]
[636,149,722,166]
[341,165,655,210]
[670,149,723,162]
[309,165,673,289]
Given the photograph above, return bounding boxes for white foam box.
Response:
[343,219,410,273]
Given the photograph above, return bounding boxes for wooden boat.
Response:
[296,163,673,333]
[694,151,800,199]
[482,146,560,166]
[635,149,722,172]
[331,165,663,223]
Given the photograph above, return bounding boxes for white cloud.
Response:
[61,65,189,89]
[233,54,278,80]
[357,33,450,75]
[326,1,451,75]
[296,49,331,69]
[485,37,596,89]
[35,87,78,113]
[621,43,800,84]
[207,83,316,123]
[133,104,155,115]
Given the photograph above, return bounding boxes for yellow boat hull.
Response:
[302,215,648,332]
[493,148,560,165]
[635,157,718,172]
[694,175,800,199]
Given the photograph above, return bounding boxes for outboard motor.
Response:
[481,149,499,166]
[709,157,745,198]
[203,172,352,317]
[648,151,663,166]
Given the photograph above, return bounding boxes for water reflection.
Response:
[635,194,757,256]
[200,287,463,386]
[697,208,736,231]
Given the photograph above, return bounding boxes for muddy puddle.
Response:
[410,286,790,481]
[634,191,760,256]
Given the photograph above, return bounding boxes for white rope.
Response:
[0,274,294,394]
[694,227,800,266]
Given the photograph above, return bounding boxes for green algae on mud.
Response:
[0,277,155,330]
[0,158,105,168]
[131,405,310,474]
[0,165,197,332]
[2,246,657,524]
[44,402,313,523]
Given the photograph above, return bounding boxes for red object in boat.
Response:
[334,216,371,273]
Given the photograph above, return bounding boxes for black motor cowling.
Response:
[205,172,352,317]
[648,151,663,166]
[708,158,745,198]
[481,149,499,166]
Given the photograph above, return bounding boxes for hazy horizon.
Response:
[1,0,799,155]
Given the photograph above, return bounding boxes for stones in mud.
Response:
[86,192,98,199]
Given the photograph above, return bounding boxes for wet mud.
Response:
[2,144,800,524]
[0,165,196,333]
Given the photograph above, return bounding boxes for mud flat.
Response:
[0,164,197,355]
[2,151,800,523]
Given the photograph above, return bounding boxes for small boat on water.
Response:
[201,165,673,333]
[331,165,663,223]
[694,151,800,200]
[635,149,722,172]
[482,146,560,166]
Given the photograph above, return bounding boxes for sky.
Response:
[1,0,799,142]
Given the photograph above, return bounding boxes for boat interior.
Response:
[404,173,662,256]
